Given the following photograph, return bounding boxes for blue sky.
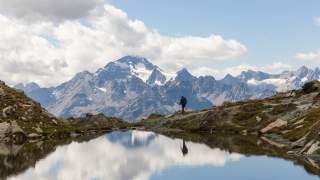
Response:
[0,0,319,86]
[111,0,320,70]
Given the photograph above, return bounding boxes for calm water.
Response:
[6,131,320,180]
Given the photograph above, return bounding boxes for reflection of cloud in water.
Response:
[9,131,242,180]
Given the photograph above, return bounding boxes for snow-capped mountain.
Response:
[15,56,320,122]
[240,66,320,92]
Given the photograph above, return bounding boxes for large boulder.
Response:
[302,81,320,94]
[2,106,15,118]
[7,121,27,143]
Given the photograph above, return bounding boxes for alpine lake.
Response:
[2,130,320,180]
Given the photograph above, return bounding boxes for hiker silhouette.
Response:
[181,139,188,156]
[179,96,187,114]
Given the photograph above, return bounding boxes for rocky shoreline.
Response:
[140,81,320,159]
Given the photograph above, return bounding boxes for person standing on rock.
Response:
[179,96,187,114]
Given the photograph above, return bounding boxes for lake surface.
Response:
[5,131,320,180]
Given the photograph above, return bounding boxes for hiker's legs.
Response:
[182,105,185,114]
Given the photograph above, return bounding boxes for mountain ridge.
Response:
[15,56,320,121]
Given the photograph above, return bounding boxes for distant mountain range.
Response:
[15,56,320,122]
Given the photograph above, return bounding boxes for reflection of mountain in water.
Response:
[2,131,320,180]
[106,131,158,149]
[8,131,242,180]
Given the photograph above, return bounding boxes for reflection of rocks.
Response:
[300,141,320,155]
[261,136,287,148]
[7,131,243,180]
[0,131,319,179]
[306,141,320,155]
[0,134,101,179]
[0,142,47,178]
[160,131,320,177]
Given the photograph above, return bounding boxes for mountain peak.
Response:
[116,56,155,70]
[223,74,235,79]
[221,74,242,85]
[177,68,192,75]
[238,70,271,81]
[74,71,93,79]
[99,56,158,83]
[146,68,167,85]
[15,82,41,93]
[176,68,195,81]
[298,65,309,71]
[295,65,312,78]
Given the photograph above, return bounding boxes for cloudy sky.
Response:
[0,0,319,86]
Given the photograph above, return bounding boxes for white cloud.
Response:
[259,62,292,74]
[191,67,221,77]
[223,65,258,77]
[0,3,247,86]
[9,131,242,180]
[296,50,320,61]
[314,17,320,26]
[0,0,104,22]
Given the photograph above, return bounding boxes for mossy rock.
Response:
[302,81,320,94]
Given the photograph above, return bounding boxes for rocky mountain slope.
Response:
[0,80,66,143]
[16,56,320,122]
[0,80,128,143]
[141,81,320,157]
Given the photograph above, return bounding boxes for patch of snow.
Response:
[301,77,308,83]
[131,63,153,82]
[162,71,176,82]
[52,90,62,98]
[289,76,297,81]
[114,61,129,69]
[98,87,107,93]
[262,78,286,86]
[247,79,258,85]
[154,80,163,86]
